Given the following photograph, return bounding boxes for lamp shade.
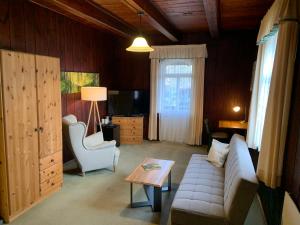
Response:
[126,36,154,52]
[233,106,241,112]
[81,87,107,101]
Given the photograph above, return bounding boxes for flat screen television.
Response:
[107,90,150,116]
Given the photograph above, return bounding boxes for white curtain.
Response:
[148,59,159,140]
[247,33,278,149]
[257,20,299,188]
[249,0,299,188]
[187,58,205,145]
[158,59,193,143]
[148,45,207,145]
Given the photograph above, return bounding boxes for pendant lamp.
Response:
[126,12,154,52]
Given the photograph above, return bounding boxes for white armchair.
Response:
[62,114,120,175]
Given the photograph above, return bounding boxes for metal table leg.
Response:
[129,171,172,212]
[130,182,133,208]
[168,171,171,191]
[162,170,172,192]
[130,183,152,208]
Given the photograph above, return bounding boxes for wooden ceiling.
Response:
[91,0,156,33]
[221,0,274,29]
[150,0,209,32]
[31,0,274,41]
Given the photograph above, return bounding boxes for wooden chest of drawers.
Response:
[112,116,143,144]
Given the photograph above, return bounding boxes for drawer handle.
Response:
[51,171,55,174]
[51,182,55,186]
[50,159,54,163]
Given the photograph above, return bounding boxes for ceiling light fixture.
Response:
[126,12,154,52]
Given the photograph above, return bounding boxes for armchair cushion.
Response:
[86,140,117,150]
[83,132,104,147]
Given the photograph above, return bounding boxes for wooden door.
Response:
[35,55,62,158]
[0,50,40,217]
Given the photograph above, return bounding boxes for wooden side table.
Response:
[97,124,120,147]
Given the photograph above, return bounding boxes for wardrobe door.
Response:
[0,50,40,217]
[35,55,62,159]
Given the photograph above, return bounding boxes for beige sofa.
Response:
[171,134,258,225]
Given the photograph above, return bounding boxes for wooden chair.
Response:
[204,118,229,150]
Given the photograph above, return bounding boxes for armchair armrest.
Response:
[85,140,117,151]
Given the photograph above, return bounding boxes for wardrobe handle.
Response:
[39,127,44,132]
[34,128,39,132]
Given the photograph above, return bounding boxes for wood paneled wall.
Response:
[201,32,256,128]
[0,0,117,161]
[0,0,116,115]
[1,1,257,151]
[283,35,300,208]
[113,31,257,139]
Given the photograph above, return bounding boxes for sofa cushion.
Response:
[171,154,228,225]
[224,134,258,225]
[207,139,230,167]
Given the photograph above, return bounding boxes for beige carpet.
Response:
[9,141,205,225]
[8,141,266,225]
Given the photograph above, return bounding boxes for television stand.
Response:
[112,116,143,144]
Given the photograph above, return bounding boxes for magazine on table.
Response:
[142,163,161,171]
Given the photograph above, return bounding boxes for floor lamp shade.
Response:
[81,87,107,101]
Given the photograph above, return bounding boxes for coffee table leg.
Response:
[162,170,172,192]
[153,187,162,212]
[168,171,172,192]
[130,183,152,208]
[129,171,171,212]
[130,182,133,208]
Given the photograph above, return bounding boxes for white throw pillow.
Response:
[207,139,230,167]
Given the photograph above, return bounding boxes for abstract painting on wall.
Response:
[61,72,99,94]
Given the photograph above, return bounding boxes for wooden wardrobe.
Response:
[0,50,63,223]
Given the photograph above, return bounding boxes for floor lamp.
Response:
[81,87,107,133]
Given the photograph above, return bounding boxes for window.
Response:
[157,59,193,143]
[250,32,278,149]
[158,59,193,113]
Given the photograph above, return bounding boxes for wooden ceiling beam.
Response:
[122,0,180,42]
[202,0,219,38]
[30,0,136,38]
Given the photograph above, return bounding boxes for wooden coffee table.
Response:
[125,158,175,212]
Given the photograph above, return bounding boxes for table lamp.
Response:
[232,105,247,123]
[81,87,107,133]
